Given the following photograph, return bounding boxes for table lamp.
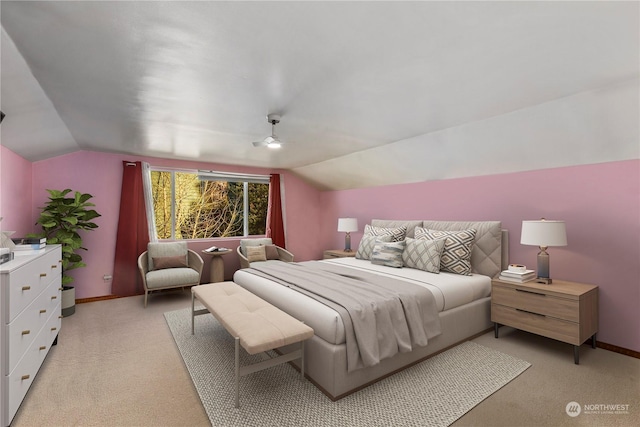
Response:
[520,219,567,284]
[337,218,358,252]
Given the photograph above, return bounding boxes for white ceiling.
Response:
[1,1,638,190]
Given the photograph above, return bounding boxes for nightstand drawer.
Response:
[492,285,579,322]
[492,304,580,345]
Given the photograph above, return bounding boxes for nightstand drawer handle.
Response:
[21,375,30,381]
[22,286,31,291]
[516,308,546,317]
[516,289,546,297]
[40,273,47,278]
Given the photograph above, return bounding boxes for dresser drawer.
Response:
[491,304,580,345]
[6,305,60,422]
[6,276,61,373]
[492,285,579,322]
[6,249,62,322]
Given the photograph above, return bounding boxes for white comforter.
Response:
[232,258,491,346]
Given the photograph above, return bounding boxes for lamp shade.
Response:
[520,220,567,247]
[337,218,358,233]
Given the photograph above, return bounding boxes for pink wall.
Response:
[26,151,322,298]
[3,145,638,352]
[318,159,640,352]
[0,145,33,235]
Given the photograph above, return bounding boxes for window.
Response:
[149,169,270,240]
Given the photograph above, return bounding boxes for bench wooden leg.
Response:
[235,337,240,408]
[301,340,305,380]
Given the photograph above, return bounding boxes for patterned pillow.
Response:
[363,224,407,242]
[402,238,446,273]
[356,234,393,260]
[371,240,406,268]
[415,228,477,275]
[246,245,267,263]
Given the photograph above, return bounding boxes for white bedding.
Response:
[232,258,491,346]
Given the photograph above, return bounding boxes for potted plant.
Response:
[34,189,101,316]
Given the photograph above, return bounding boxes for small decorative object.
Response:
[34,189,101,316]
[508,264,526,273]
[520,219,567,284]
[337,218,358,252]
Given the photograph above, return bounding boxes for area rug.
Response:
[165,308,530,427]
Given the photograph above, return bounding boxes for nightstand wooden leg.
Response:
[494,323,499,338]
[574,346,580,365]
[591,333,597,349]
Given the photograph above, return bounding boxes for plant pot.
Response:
[61,286,76,317]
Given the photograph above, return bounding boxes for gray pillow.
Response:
[371,240,406,268]
[363,224,407,242]
[356,234,393,260]
[402,237,446,273]
[415,228,476,275]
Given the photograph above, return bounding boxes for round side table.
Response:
[201,249,232,283]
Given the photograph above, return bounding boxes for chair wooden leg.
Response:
[144,290,148,308]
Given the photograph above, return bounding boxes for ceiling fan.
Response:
[252,114,284,149]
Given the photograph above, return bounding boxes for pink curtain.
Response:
[112,161,149,297]
[266,174,286,248]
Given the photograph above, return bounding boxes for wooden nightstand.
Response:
[491,278,598,364]
[323,249,356,259]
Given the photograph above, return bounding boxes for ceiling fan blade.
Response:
[252,140,268,147]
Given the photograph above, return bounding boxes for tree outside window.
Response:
[150,171,268,239]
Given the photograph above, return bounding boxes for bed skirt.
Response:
[281,296,492,400]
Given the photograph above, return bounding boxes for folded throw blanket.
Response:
[246,261,441,372]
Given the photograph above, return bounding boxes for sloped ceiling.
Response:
[1,1,638,190]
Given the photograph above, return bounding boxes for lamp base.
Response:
[535,277,553,285]
[344,232,351,252]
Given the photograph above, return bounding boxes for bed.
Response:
[233,220,508,400]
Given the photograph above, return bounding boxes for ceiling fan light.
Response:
[267,140,282,149]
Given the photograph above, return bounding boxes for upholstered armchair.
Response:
[236,238,294,269]
[138,241,204,307]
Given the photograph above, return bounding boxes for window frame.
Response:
[149,167,270,241]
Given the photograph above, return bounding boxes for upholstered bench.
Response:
[191,281,314,408]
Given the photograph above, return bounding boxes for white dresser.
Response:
[0,245,62,426]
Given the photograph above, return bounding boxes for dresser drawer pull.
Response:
[51,327,58,332]
[59,315,64,319]
[51,296,57,300]
[516,289,546,297]
[40,273,47,277]
[22,286,31,291]
[39,346,46,351]
[39,309,47,314]
[21,375,30,381]
[21,330,31,335]
[59,287,63,291]
[516,308,546,317]
[52,264,58,269]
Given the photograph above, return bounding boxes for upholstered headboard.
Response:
[371,219,508,278]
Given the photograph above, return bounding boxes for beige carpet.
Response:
[11,292,640,426]
[166,307,530,426]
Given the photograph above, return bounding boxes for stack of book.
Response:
[11,237,46,251]
[498,268,536,283]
